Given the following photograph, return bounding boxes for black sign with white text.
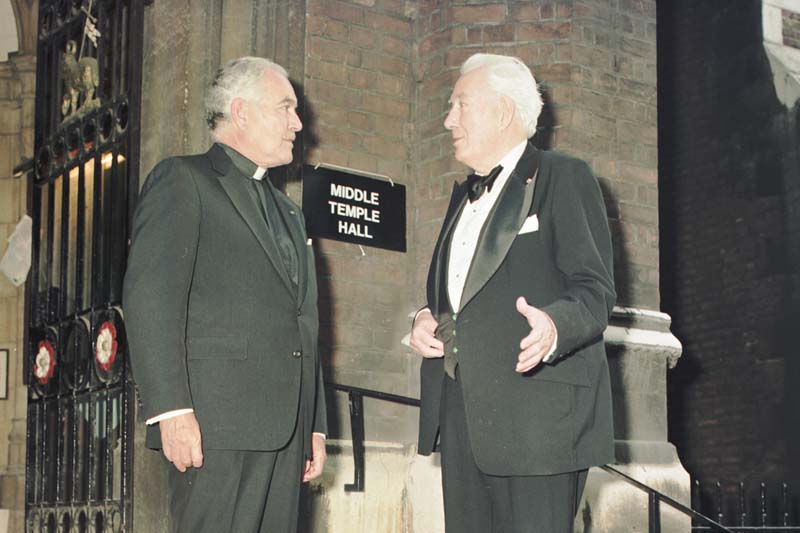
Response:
[301,165,406,252]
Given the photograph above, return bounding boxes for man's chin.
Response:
[452,149,470,167]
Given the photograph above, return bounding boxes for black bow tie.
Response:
[466,165,503,203]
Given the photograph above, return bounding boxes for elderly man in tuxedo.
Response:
[410,53,616,532]
[123,57,327,533]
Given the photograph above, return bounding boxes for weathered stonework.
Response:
[0,50,35,533]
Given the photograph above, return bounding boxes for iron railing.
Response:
[325,381,420,492]
[327,381,799,532]
[600,465,734,532]
[690,481,800,532]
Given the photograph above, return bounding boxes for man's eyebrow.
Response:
[448,92,468,104]
[278,97,297,106]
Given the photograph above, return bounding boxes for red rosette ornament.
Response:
[95,321,118,372]
[34,340,56,385]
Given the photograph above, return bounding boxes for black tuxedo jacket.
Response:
[418,142,616,476]
[123,143,327,453]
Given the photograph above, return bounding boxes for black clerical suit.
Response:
[418,142,616,532]
[123,143,326,532]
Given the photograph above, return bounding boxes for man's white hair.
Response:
[461,53,543,138]
[205,56,288,131]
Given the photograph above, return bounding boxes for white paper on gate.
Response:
[0,215,33,286]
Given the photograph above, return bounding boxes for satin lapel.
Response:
[271,186,308,306]
[430,182,469,315]
[214,166,295,296]
[459,145,541,311]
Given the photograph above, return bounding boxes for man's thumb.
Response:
[516,296,529,315]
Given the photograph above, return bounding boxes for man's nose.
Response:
[444,107,457,130]
[290,110,303,132]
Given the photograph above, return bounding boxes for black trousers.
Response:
[440,373,588,533]
[166,417,305,533]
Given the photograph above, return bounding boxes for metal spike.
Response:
[739,481,747,527]
[783,482,789,527]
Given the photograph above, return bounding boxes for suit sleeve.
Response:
[299,217,328,436]
[123,158,201,420]
[313,356,328,435]
[540,159,616,362]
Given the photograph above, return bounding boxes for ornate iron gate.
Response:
[25,1,146,531]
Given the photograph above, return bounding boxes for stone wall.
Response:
[0,50,35,533]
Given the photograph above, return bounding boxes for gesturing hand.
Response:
[410,308,444,358]
[515,296,557,373]
[303,433,327,482]
[160,412,203,472]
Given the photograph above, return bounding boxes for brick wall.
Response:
[659,0,800,489]
[561,0,659,309]
[0,51,35,533]
[304,0,419,441]
[302,0,659,443]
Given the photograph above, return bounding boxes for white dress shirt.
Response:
[445,141,557,361]
[447,142,526,311]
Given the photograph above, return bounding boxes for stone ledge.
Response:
[607,306,683,367]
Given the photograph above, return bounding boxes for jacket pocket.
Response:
[525,353,590,387]
[187,336,248,360]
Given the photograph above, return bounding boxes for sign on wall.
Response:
[302,165,406,252]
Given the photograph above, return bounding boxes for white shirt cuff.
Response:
[147,411,326,443]
[413,307,432,322]
[542,331,558,363]
[146,408,194,425]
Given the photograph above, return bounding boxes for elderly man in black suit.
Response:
[410,53,616,533]
[123,57,327,533]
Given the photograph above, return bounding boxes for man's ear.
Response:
[230,97,248,130]
[498,95,516,131]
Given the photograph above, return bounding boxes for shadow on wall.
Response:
[595,173,635,443]
[532,85,555,151]
[658,0,800,490]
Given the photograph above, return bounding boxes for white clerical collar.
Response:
[253,167,267,180]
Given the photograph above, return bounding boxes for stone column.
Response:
[0,50,36,533]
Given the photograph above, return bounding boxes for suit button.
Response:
[292,350,302,358]
[453,347,458,354]
[453,313,457,320]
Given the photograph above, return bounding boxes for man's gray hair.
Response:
[461,53,543,138]
[205,56,288,131]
